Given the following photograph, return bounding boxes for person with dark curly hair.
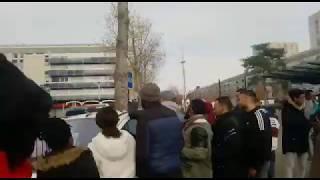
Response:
[33,118,99,178]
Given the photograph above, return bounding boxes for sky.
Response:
[1,2,320,92]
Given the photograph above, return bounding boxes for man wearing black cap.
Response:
[238,90,272,178]
[129,83,184,178]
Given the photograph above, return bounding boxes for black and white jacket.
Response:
[242,107,273,170]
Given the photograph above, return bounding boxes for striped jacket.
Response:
[243,107,273,170]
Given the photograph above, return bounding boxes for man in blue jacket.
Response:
[129,83,184,178]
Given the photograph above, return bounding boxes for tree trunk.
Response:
[114,2,129,111]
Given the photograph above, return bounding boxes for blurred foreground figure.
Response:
[310,118,320,177]
[130,83,183,178]
[33,118,99,178]
[0,53,52,178]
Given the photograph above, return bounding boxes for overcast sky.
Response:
[1,2,320,92]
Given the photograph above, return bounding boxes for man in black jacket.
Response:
[212,96,247,178]
[282,89,310,178]
[238,90,272,178]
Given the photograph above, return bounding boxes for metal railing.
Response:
[49,57,116,65]
[45,82,114,90]
[47,69,114,77]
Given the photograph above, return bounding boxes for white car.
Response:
[32,111,136,158]
[31,111,136,178]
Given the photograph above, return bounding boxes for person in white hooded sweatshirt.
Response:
[88,107,136,178]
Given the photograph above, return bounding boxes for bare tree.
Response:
[104,3,165,92]
[114,2,129,111]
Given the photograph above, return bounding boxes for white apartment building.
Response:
[0,44,116,102]
[309,10,320,49]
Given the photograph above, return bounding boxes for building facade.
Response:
[252,42,299,57]
[309,10,320,49]
[188,42,300,101]
[0,44,116,102]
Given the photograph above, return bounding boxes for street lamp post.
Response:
[181,60,186,111]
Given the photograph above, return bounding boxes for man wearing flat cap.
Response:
[130,83,184,178]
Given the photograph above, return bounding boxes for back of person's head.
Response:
[140,83,161,109]
[96,107,121,138]
[289,89,304,100]
[236,88,247,93]
[216,96,233,112]
[40,118,72,152]
[0,53,52,171]
[190,99,207,115]
[305,89,313,100]
[241,90,259,102]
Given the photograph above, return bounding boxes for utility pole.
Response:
[244,67,248,89]
[181,58,186,111]
[218,79,221,97]
[114,2,129,111]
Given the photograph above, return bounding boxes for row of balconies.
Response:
[49,88,115,101]
[49,57,116,65]
[45,82,114,90]
[46,69,114,77]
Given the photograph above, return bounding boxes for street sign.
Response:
[128,72,133,89]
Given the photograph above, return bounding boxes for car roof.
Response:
[64,111,130,129]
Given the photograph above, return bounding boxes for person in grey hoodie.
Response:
[88,107,136,178]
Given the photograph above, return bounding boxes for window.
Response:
[13,53,18,58]
[21,54,24,58]
[52,77,59,82]
[12,60,18,64]
[20,59,23,63]
[52,77,68,82]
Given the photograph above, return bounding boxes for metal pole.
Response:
[218,79,221,97]
[181,60,186,111]
[244,68,248,89]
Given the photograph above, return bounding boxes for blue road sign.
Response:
[128,72,133,89]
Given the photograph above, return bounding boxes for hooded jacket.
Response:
[33,147,99,178]
[88,130,136,178]
[182,114,213,178]
[282,100,311,154]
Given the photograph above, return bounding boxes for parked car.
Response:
[31,111,137,158]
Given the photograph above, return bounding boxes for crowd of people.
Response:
[2,51,320,178]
